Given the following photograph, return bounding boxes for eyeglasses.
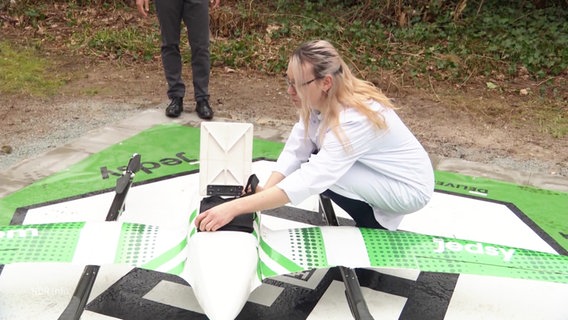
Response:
[284,76,322,90]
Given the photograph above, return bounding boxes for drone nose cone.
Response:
[186,231,260,320]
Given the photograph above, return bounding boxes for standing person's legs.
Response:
[155,0,185,99]
[182,0,210,102]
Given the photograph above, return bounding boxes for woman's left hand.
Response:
[195,200,238,232]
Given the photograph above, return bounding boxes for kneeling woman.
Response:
[196,40,434,232]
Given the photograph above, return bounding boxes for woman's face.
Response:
[285,62,324,111]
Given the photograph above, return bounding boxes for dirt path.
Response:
[1,61,567,178]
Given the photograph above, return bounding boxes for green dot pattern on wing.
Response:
[0,222,84,264]
[288,227,327,269]
[360,228,568,284]
[360,228,423,269]
[115,223,158,265]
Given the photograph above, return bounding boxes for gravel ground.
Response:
[1,99,567,181]
[0,100,148,171]
[1,65,566,183]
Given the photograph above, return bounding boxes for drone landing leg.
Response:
[58,154,141,320]
[319,194,375,320]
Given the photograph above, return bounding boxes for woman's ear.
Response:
[322,74,333,92]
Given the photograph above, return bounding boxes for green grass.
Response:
[536,106,568,138]
[205,1,568,84]
[5,1,566,84]
[79,25,160,62]
[0,41,64,96]
[1,1,566,138]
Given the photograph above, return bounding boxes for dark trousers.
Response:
[322,189,385,229]
[155,0,210,101]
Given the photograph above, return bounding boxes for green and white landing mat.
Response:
[0,123,566,320]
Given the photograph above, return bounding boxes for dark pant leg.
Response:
[182,0,210,102]
[322,190,385,229]
[155,0,185,99]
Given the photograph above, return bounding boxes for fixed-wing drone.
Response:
[0,123,566,320]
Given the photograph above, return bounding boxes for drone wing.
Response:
[3,214,566,285]
[259,225,568,284]
[0,219,190,276]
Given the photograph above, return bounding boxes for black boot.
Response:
[165,97,183,118]
[195,99,214,120]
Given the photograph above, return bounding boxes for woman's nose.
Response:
[287,85,296,95]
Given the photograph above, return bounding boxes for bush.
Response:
[3,0,567,82]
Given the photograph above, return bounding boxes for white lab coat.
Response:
[275,100,434,230]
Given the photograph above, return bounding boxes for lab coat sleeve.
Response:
[277,119,379,205]
[274,121,316,177]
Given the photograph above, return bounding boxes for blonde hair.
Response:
[288,40,394,148]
